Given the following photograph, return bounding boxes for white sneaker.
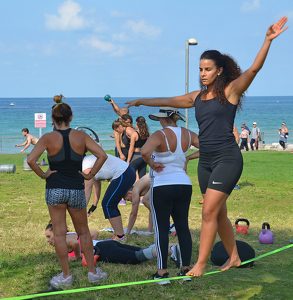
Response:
[50,272,73,287]
[88,267,108,282]
[152,272,171,285]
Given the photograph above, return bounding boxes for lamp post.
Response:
[185,38,198,129]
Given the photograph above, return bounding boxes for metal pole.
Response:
[185,40,189,129]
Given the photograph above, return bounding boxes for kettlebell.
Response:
[104,94,111,102]
[259,222,274,244]
[235,218,249,235]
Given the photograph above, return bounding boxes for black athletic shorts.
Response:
[197,145,243,195]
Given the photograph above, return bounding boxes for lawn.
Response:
[0,150,292,300]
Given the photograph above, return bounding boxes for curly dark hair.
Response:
[199,50,245,111]
[136,116,150,139]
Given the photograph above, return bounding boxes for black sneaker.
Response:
[178,269,192,281]
[170,244,182,268]
[151,271,171,285]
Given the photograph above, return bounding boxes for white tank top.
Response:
[82,154,129,181]
[150,126,192,187]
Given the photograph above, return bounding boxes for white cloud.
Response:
[124,20,163,39]
[45,0,88,31]
[79,36,115,52]
[241,0,261,13]
[110,10,128,18]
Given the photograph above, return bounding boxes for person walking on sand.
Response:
[27,94,108,288]
[239,126,250,151]
[279,122,288,150]
[15,128,39,153]
[125,17,288,277]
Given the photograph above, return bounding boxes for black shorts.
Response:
[198,145,243,195]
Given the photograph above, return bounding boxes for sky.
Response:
[0,0,293,98]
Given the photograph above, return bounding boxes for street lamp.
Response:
[185,38,198,129]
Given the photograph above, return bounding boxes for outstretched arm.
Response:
[20,137,32,152]
[109,99,124,117]
[227,17,288,104]
[125,91,199,109]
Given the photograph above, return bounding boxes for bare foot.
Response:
[218,257,241,271]
[186,263,206,277]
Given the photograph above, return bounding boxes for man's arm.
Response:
[20,137,32,153]
[15,140,27,147]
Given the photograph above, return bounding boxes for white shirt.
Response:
[82,154,129,182]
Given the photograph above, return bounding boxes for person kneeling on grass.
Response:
[45,222,181,267]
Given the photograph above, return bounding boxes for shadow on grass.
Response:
[238,180,255,188]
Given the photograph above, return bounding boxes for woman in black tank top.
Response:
[27,94,108,286]
[112,118,135,161]
[125,17,288,277]
[128,116,150,179]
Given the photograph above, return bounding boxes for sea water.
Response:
[0,96,292,154]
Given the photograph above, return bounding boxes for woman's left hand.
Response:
[43,168,57,179]
[266,16,288,41]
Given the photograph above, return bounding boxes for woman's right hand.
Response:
[152,162,165,173]
[125,99,140,108]
[266,16,288,41]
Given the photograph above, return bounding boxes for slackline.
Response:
[3,243,293,300]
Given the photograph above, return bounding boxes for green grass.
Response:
[0,150,293,300]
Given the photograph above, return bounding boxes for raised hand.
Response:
[125,100,140,108]
[266,16,288,41]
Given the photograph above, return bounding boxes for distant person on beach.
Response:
[279,122,288,150]
[233,125,241,190]
[125,17,288,277]
[250,122,260,150]
[83,154,136,243]
[27,94,108,288]
[45,222,181,267]
[242,122,251,135]
[239,126,250,151]
[123,174,153,235]
[15,128,39,153]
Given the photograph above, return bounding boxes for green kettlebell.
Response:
[104,94,111,102]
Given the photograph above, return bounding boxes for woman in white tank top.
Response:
[141,106,199,283]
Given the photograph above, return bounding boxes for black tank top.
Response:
[121,130,130,149]
[46,128,84,190]
[194,93,237,152]
[134,132,147,148]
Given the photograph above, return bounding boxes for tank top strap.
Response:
[159,129,170,151]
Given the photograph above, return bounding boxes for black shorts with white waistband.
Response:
[197,145,243,195]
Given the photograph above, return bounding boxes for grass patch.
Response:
[0,150,293,299]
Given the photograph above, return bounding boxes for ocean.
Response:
[0,96,292,154]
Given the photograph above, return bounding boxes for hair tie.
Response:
[56,101,63,105]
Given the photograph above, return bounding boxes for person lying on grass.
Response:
[45,222,182,267]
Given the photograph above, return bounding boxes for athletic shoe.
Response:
[118,199,126,205]
[107,235,126,243]
[290,239,293,243]
[170,244,182,268]
[50,272,73,288]
[88,267,108,283]
[178,269,192,281]
[233,185,240,190]
[151,271,171,285]
[139,199,144,205]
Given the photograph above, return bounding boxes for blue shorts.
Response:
[102,166,136,219]
[46,188,87,210]
[198,145,243,195]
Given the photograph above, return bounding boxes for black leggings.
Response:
[95,241,142,264]
[150,184,192,270]
[240,138,249,151]
[130,153,147,179]
[279,140,286,149]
